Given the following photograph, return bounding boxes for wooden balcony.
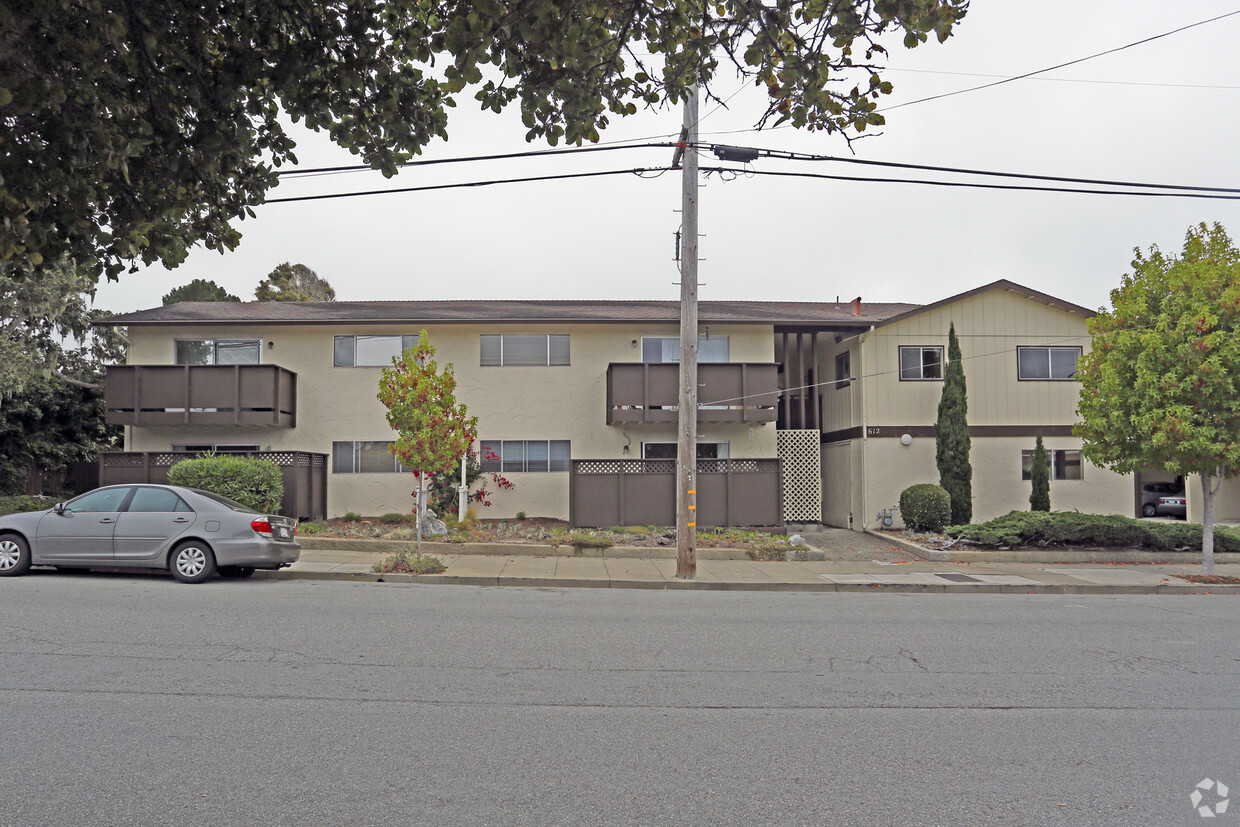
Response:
[606,362,779,425]
[105,364,297,427]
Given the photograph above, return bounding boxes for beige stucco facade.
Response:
[816,285,1137,529]
[123,322,778,518]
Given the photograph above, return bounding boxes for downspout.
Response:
[859,325,874,531]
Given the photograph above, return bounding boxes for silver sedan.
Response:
[0,484,299,583]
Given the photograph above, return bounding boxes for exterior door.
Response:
[35,487,132,563]
[113,486,197,564]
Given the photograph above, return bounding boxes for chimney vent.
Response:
[851,296,862,317]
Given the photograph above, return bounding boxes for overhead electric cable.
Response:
[265,168,668,203]
[883,9,1240,111]
[276,142,678,177]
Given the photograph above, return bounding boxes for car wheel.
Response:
[169,541,216,584]
[0,533,31,577]
[1142,503,1157,517]
[218,566,256,579]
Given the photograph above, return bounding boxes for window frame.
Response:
[1021,449,1084,481]
[1017,346,1083,381]
[834,351,851,389]
[331,440,411,474]
[333,335,420,368]
[479,334,571,367]
[640,336,730,364]
[174,338,262,366]
[479,439,571,472]
[898,345,944,381]
[640,442,730,460]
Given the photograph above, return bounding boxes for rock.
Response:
[657,536,671,546]
[789,534,806,546]
[418,507,448,538]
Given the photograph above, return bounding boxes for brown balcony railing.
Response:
[105,364,297,427]
[606,362,779,425]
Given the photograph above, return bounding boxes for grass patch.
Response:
[372,548,447,575]
[745,542,789,561]
[379,512,413,524]
[564,532,614,550]
[297,521,327,535]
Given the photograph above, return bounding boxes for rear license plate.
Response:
[274,526,290,539]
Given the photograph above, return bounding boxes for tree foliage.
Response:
[0,258,126,401]
[162,278,240,305]
[255,262,336,302]
[1,0,967,281]
[935,322,972,524]
[1076,222,1240,573]
[1029,435,1050,512]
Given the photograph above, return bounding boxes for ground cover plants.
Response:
[935,511,1240,553]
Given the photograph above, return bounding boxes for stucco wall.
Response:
[124,322,778,519]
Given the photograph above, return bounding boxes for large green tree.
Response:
[162,278,240,305]
[1,0,967,281]
[255,263,336,302]
[378,331,477,551]
[935,321,972,524]
[0,258,126,401]
[1076,222,1240,574]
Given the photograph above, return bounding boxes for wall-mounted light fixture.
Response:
[900,433,913,446]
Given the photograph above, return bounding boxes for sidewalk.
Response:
[266,546,1240,594]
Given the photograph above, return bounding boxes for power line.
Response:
[882,10,1240,111]
[883,66,1240,91]
[265,168,669,203]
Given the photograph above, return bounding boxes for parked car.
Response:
[1141,481,1185,517]
[1153,494,1188,520]
[0,484,299,583]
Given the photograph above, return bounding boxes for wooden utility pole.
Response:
[676,84,699,579]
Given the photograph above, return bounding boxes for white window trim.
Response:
[898,345,944,381]
[1017,346,1083,381]
[174,338,263,366]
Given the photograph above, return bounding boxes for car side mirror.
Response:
[53,502,65,515]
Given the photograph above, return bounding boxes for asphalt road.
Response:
[1,571,1237,826]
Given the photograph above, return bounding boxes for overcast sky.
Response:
[94,0,1240,315]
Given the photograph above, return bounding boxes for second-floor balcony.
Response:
[606,362,778,425]
[105,364,297,427]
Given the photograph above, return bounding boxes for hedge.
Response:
[899,484,953,532]
[945,511,1240,552]
[167,454,284,514]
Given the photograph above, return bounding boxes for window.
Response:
[175,339,261,365]
[334,335,420,367]
[480,334,570,367]
[128,487,192,513]
[641,442,730,459]
[1018,346,1082,380]
[64,487,131,513]
[899,346,943,380]
[641,337,729,363]
[332,441,410,473]
[1021,449,1083,481]
[835,351,851,389]
[479,440,570,472]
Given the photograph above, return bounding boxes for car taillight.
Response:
[251,518,272,536]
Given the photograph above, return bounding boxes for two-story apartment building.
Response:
[98,279,1178,528]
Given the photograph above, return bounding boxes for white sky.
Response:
[94,0,1240,315]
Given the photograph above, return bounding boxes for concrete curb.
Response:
[867,529,1240,564]
[297,536,760,560]
[256,568,1240,595]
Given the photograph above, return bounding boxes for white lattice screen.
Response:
[778,429,822,522]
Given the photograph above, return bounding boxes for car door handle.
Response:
[173,517,190,523]
[98,518,115,524]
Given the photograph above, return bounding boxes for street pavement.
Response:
[276,542,1240,594]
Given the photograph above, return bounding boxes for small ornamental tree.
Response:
[425,446,514,517]
[1076,222,1240,574]
[1029,435,1051,512]
[935,322,973,524]
[377,331,477,551]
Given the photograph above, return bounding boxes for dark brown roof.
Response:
[99,299,923,327]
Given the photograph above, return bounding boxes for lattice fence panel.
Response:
[777,429,822,522]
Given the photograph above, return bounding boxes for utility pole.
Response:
[675,84,699,580]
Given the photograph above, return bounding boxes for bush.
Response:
[565,532,614,549]
[0,494,55,516]
[372,548,447,574]
[899,484,953,532]
[945,511,1240,552]
[342,512,362,522]
[746,542,788,561]
[297,521,327,535]
[380,512,412,524]
[167,454,283,513]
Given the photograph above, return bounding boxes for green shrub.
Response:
[380,512,412,524]
[515,511,527,520]
[0,495,55,516]
[899,484,953,532]
[565,532,614,549]
[372,548,447,574]
[746,542,788,561]
[167,454,283,513]
[297,521,327,535]
[945,511,1240,552]
[342,511,362,522]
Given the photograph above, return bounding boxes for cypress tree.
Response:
[1029,435,1051,511]
[935,322,973,524]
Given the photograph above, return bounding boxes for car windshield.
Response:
[188,488,260,514]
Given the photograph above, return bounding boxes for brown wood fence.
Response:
[570,458,782,528]
[98,451,327,520]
